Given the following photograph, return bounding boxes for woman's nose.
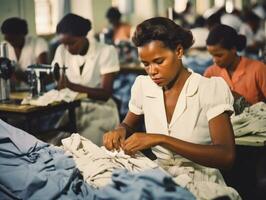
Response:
[147,64,157,75]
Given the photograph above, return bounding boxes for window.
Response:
[35,0,70,35]
[34,0,53,35]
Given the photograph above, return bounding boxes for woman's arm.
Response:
[37,52,48,64]
[60,72,117,101]
[123,112,235,169]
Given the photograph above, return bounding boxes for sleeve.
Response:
[99,45,120,74]
[51,45,65,67]
[202,77,234,121]
[255,62,266,99]
[128,76,144,115]
[34,37,48,57]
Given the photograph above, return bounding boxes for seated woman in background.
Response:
[52,13,120,146]
[104,17,239,199]
[239,10,265,57]
[1,17,48,89]
[105,7,131,45]
[204,24,266,105]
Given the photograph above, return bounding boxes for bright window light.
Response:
[174,0,188,13]
[214,0,225,7]
[225,0,234,13]
[34,0,55,35]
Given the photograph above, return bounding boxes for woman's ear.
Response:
[175,45,184,59]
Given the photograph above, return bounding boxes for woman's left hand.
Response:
[122,133,160,155]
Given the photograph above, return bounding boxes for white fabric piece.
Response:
[4,36,48,71]
[158,158,241,200]
[129,73,234,161]
[21,88,78,106]
[61,134,159,188]
[231,102,266,137]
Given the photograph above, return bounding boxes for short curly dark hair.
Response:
[206,24,246,51]
[56,13,91,37]
[1,17,28,35]
[106,7,121,21]
[132,17,194,51]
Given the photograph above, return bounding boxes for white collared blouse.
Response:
[5,36,48,71]
[52,39,120,88]
[129,73,234,160]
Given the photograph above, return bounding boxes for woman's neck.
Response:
[228,55,241,73]
[79,38,89,55]
[164,67,189,91]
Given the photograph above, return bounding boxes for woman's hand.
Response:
[103,127,126,151]
[57,73,68,90]
[122,133,159,156]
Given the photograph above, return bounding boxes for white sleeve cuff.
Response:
[206,104,234,121]
[100,65,120,74]
[129,102,143,115]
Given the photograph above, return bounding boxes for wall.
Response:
[0,0,36,41]
[70,0,112,36]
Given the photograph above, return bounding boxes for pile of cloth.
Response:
[62,134,240,200]
[0,119,241,199]
[231,102,266,137]
[61,134,159,188]
[21,88,78,106]
[0,119,194,200]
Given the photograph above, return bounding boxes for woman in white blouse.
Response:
[53,14,120,146]
[103,17,239,198]
[1,17,48,88]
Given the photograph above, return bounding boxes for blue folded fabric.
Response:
[0,119,95,199]
[183,57,213,75]
[96,169,195,200]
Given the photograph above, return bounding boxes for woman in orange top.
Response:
[204,24,266,104]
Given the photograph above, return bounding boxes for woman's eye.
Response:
[155,59,164,64]
[141,62,149,68]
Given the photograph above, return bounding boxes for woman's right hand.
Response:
[103,126,126,151]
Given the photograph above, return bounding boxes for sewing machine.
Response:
[26,63,66,97]
[0,42,14,101]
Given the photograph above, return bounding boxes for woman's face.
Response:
[138,40,182,87]
[207,44,236,68]
[4,34,25,48]
[59,34,86,55]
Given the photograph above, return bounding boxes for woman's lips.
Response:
[152,78,163,84]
